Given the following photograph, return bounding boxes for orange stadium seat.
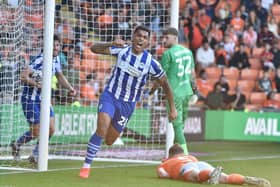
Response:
[273,93,280,101]
[223,67,239,80]
[250,92,267,106]
[271,4,280,16]
[264,100,280,109]
[205,67,222,79]
[245,104,261,112]
[208,78,219,87]
[249,58,262,70]
[251,47,265,58]
[237,80,255,92]
[227,79,237,92]
[240,69,259,80]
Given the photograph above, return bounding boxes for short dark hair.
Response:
[53,34,61,42]
[168,144,184,158]
[133,25,151,37]
[163,27,178,36]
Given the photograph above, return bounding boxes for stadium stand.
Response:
[2,0,280,112]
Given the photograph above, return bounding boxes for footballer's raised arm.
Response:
[90,39,127,55]
[90,42,112,55]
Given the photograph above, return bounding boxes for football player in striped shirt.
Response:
[79,25,177,178]
[11,35,76,163]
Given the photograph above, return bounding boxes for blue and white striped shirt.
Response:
[21,53,62,101]
[105,46,165,102]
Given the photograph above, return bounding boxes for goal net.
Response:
[0,0,177,170]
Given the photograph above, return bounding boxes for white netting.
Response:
[0,0,45,166]
[0,0,173,169]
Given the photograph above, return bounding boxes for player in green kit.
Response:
[160,27,197,154]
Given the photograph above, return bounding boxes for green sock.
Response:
[181,144,189,154]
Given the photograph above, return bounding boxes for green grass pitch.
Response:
[1,141,280,187]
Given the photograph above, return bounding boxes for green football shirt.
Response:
[160,45,195,97]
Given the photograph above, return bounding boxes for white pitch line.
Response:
[206,155,280,162]
[0,163,155,175]
[1,155,280,176]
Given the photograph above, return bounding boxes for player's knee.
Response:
[96,127,107,139]
[104,137,115,145]
[49,118,55,136]
[198,169,211,182]
[49,127,55,136]
[31,129,40,137]
[95,122,111,139]
[183,169,199,182]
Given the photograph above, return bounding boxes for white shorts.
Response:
[180,161,215,176]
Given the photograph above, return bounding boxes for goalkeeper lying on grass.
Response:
[157,144,271,187]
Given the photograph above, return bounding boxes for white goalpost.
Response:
[0,0,179,171]
[38,0,55,171]
[165,0,179,159]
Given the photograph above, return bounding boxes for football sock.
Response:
[83,133,103,167]
[32,135,52,156]
[181,144,189,155]
[33,142,39,157]
[173,122,188,154]
[198,169,211,182]
[227,174,245,185]
[16,131,33,146]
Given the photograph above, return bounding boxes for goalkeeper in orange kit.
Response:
[157,144,271,187]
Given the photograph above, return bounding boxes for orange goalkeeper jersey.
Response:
[157,155,198,179]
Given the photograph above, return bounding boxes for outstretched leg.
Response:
[80,112,112,178]
[244,176,271,187]
[219,173,271,187]
[219,173,245,185]
[11,124,39,160]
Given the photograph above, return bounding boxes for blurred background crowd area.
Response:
[1,0,280,112]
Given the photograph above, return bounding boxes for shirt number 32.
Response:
[175,56,192,77]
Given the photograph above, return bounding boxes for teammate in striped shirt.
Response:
[157,144,271,187]
[79,25,177,178]
[11,35,76,162]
